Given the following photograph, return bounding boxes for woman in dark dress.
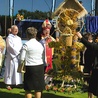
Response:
[77,32,98,98]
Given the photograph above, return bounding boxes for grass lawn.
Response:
[0,79,87,98]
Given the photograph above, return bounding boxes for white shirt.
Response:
[20,38,44,66]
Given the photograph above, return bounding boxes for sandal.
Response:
[6,86,12,90]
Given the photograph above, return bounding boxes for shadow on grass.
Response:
[0,91,73,98]
[0,81,24,98]
[0,81,73,98]
[0,81,5,88]
[0,90,24,98]
[0,80,23,89]
[42,93,74,98]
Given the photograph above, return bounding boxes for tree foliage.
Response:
[17,9,52,19]
[0,9,52,36]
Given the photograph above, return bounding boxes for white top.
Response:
[20,38,44,66]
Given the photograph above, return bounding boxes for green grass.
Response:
[0,79,87,98]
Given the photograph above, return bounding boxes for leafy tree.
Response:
[16,9,51,19]
[0,9,52,36]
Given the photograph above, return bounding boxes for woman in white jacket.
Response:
[20,27,45,98]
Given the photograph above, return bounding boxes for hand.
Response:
[76,32,82,39]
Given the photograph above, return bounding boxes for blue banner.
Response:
[86,16,98,33]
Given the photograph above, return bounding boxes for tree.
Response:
[17,9,51,19]
[0,9,52,37]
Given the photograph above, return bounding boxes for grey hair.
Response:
[26,27,37,39]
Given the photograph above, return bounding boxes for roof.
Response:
[53,0,88,19]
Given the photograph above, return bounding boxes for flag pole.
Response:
[9,0,14,26]
[51,0,56,13]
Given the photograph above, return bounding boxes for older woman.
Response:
[20,27,45,98]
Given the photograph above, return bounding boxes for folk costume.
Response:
[40,19,55,73]
[4,34,23,85]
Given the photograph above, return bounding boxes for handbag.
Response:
[17,60,26,73]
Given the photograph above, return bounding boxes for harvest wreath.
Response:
[48,9,85,84]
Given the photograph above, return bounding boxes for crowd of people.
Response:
[0,18,98,98]
[0,19,55,98]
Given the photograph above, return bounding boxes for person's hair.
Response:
[11,25,18,30]
[7,28,11,34]
[26,27,37,39]
[83,33,93,40]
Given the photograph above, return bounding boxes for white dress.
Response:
[4,34,23,85]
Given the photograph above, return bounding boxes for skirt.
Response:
[24,64,45,91]
[88,69,98,96]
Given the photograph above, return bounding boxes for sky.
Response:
[0,0,93,16]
